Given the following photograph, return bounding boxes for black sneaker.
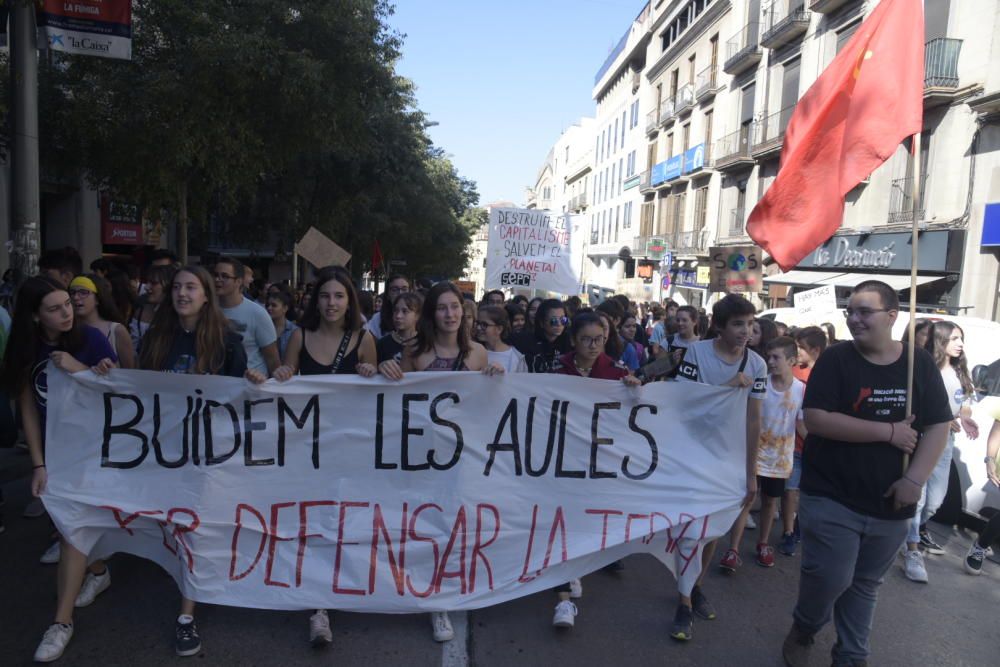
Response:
[781,622,814,667]
[670,603,693,641]
[918,528,945,555]
[175,619,201,657]
[965,541,987,575]
[690,585,716,620]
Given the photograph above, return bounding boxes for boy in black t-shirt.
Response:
[782,281,951,667]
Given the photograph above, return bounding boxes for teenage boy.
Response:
[214,257,279,376]
[671,294,766,641]
[783,281,951,667]
[720,336,805,571]
[780,326,828,555]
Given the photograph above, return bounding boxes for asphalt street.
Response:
[2,447,999,667]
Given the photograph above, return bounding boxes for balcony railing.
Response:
[925,38,961,89]
[675,83,695,116]
[646,110,658,135]
[752,104,796,157]
[724,23,762,76]
[673,228,710,253]
[809,0,856,13]
[639,169,653,193]
[591,230,599,244]
[761,2,810,50]
[659,99,676,127]
[714,127,754,170]
[728,207,746,237]
[695,65,720,101]
[578,191,589,208]
[887,176,927,224]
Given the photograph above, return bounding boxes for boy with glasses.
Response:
[213,257,280,376]
[783,280,951,667]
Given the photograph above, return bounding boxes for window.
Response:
[615,206,620,242]
[610,164,616,198]
[682,124,691,153]
[666,133,674,158]
[565,146,570,163]
[621,110,627,145]
[694,186,708,232]
[613,118,619,151]
[704,110,713,160]
[688,54,697,84]
[618,158,624,195]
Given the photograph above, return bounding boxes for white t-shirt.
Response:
[676,339,767,400]
[222,297,278,374]
[756,376,805,479]
[366,312,385,339]
[488,347,528,374]
[939,365,966,417]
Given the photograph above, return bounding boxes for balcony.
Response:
[724,23,762,76]
[887,176,926,224]
[714,128,754,172]
[695,65,722,102]
[577,191,589,208]
[924,38,962,108]
[761,2,810,50]
[673,228,710,254]
[639,169,654,194]
[659,99,676,128]
[646,110,659,135]
[751,104,796,159]
[674,83,696,117]
[809,0,857,13]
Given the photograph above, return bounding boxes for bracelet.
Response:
[33,464,46,469]
[902,474,923,488]
[889,423,895,442]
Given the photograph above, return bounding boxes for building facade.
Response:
[524,0,1000,318]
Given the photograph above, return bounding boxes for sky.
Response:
[389,0,645,207]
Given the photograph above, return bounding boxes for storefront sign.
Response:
[651,161,668,186]
[646,237,667,260]
[37,0,132,60]
[101,196,142,245]
[708,246,762,293]
[696,266,711,284]
[636,263,654,282]
[682,144,705,174]
[798,230,960,273]
[983,203,1000,247]
[623,175,641,191]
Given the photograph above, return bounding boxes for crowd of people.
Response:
[0,245,997,666]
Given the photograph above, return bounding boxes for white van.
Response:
[759,307,1000,523]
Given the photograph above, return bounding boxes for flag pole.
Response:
[903,131,921,471]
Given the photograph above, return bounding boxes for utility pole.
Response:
[9,2,41,282]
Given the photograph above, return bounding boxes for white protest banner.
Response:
[44,368,745,612]
[793,285,838,321]
[486,208,578,295]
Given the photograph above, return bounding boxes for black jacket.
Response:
[511,329,573,373]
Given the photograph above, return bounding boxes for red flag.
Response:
[371,239,384,272]
[747,0,924,271]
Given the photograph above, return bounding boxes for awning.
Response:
[817,273,943,291]
[762,270,845,286]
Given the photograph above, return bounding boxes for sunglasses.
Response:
[548,316,569,326]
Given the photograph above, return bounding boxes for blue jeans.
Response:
[907,434,953,544]
[793,494,909,666]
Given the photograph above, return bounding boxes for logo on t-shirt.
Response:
[752,378,766,393]
[677,360,698,380]
[853,387,873,413]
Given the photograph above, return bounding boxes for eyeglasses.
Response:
[843,307,892,319]
[388,286,406,295]
[68,289,93,298]
[548,316,569,326]
[578,335,606,348]
[213,273,237,282]
[474,320,498,329]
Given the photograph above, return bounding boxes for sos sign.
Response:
[708,246,762,294]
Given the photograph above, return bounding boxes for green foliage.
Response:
[36,0,477,276]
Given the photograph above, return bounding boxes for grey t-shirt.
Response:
[222,297,277,374]
[676,339,767,400]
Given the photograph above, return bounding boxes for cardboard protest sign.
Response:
[44,368,746,612]
[486,208,578,295]
[296,227,351,269]
[793,285,839,320]
[708,246,762,293]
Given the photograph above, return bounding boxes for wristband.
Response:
[889,423,895,442]
[33,464,46,469]
[902,474,923,488]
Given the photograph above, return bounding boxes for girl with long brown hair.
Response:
[137,266,247,657]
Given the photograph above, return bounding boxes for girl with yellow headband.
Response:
[69,275,135,370]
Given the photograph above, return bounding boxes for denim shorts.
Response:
[786,452,802,491]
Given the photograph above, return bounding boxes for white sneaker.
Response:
[75,569,111,607]
[431,612,454,642]
[33,623,73,662]
[308,609,332,646]
[903,549,929,583]
[23,498,47,518]
[40,541,61,565]
[746,514,757,529]
[569,578,583,599]
[553,600,578,628]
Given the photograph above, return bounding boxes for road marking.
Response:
[441,611,469,667]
